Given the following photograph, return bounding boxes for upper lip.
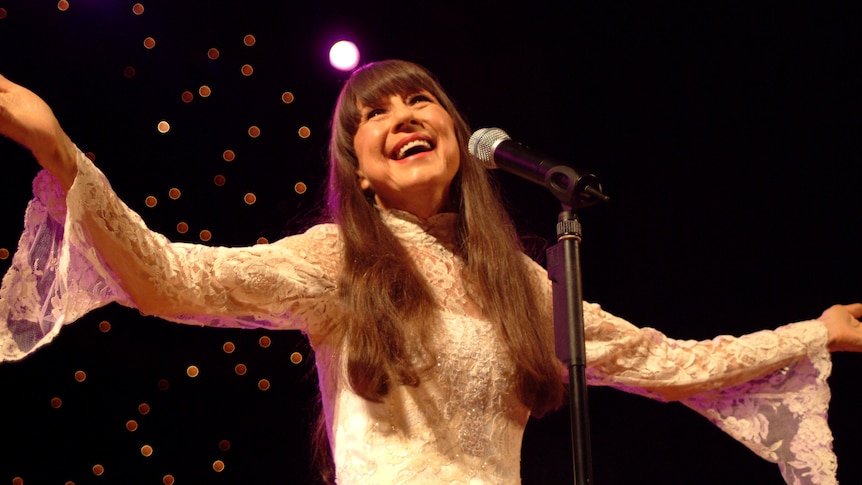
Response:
[389,134,435,160]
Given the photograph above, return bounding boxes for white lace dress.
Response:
[0,149,836,484]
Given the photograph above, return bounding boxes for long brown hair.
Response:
[315,59,563,480]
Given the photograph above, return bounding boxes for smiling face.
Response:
[353,90,460,219]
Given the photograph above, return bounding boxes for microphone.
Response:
[468,127,609,209]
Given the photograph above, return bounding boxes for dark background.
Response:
[1,1,860,484]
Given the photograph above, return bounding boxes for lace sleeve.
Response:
[526,257,834,484]
[583,303,835,485]
[1,149,341,362]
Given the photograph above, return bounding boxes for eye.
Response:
[363,107,386,121]
[407,92,434,105]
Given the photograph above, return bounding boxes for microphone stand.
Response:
[542,165,607,485]
[547,209,592,485]
[474,132,607,484]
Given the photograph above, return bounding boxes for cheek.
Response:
[443,134,461,171]
[353,132,368,159]
[353,131,376,188]
[353,126,372,161]
[354,124,387,153]
[436,115,459,166]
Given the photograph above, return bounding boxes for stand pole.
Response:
[546,209,593,485]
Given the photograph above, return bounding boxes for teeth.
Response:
[396,139,432,159]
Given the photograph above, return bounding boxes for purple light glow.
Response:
[329,40,360,71]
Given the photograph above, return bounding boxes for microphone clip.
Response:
[545,164,608,211]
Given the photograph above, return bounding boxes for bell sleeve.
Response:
[1,149,340,362]
[583,302,835,485]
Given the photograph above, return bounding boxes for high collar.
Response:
[378,207,459,249]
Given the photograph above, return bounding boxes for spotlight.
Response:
[329,40,360,71]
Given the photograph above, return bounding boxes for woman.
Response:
[0,60,860,484]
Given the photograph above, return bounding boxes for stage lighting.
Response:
[329,40,360,71]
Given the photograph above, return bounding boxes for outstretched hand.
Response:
[0,73,77,190]
[820,303,862,352]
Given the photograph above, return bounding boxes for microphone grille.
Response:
[468,127,510,168]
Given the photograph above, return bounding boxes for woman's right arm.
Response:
[0,74,172,311]
[0,73,339,328]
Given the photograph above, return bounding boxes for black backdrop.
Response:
[1,1,860,484]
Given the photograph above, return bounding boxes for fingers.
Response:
[0,73,27,95]
[845,303,862,319]
[820,303,862,319]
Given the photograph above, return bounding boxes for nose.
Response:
[391,100,419,131]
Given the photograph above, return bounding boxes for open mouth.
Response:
[391,138,434,160]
